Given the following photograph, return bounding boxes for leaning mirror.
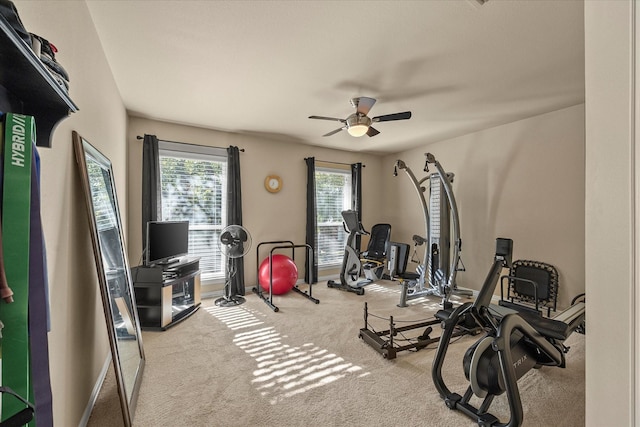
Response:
[73,131,145,426]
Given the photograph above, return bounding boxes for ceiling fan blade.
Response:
[323,127,345,137]
[372,111,412,122]
[366,126,380,137]
[354,97,376,115]
[309,115,346,122]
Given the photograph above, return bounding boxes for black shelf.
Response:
[0,14,78,148]
[131,259,201,331]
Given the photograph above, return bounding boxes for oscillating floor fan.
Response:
[215,224,252,307]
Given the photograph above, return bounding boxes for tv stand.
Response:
[131,258,201,330]
[155,256,182,268]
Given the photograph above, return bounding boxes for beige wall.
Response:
[16,1,128,426]
[382,104,585,309]
[585,1,638,425]
[17,1,635,426]
[127,105,585,307]
[127,117,386,290]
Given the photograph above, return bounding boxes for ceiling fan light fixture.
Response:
[309,97,411,138]
[346,114,371,137]
[347,124,369,137]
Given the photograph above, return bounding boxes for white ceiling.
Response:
[85,0,584,155]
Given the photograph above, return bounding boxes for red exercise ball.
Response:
[258,254,298,295]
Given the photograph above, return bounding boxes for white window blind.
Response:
[315,167,352,266]
[87,159,122,270]
[158,141,227,280]
[86,159,117,232]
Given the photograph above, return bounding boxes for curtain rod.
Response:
[136,135,245,152]
[306,158,366,168]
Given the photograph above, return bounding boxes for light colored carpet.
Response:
[87,280,585,427]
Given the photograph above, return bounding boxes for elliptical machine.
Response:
[327,210,391,295]
[431,238,586,427]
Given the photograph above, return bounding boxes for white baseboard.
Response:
[202,289,224,299]
[78,354,111,427]
[317,273,339,282]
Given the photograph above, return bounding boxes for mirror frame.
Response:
[73,131,145,426]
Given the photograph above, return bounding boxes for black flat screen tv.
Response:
[145,220,189,266]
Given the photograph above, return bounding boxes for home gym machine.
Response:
[357,153,477,358]
[431,238,586,427]
[327,210,391,295]
[392,153,471,308]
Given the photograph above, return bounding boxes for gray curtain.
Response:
[227,146,245,295]
[141,134,160,248]
[351,162,363,251]
[305,157,318,283]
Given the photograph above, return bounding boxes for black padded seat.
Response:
[516,310,572,341]
[387,242,421,281]
[361,223,391,261]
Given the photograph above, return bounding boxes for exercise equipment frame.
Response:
[327,211,391,295]
[252,240,319,312]
[393,153,471,309]
[431,238,586,427]
[358,302,475,359]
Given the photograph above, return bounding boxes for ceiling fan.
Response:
[309,97,411,138]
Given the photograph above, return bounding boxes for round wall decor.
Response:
[264,175,282,193]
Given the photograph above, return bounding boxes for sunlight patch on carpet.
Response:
[205,304,369,404]
[364,283,401,295]
[205,305,266,330]
[364,283,448,310]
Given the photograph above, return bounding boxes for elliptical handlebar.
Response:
[340,209,368,235]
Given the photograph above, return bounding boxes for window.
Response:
[315,167,352,267]
[158,141,227,281]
